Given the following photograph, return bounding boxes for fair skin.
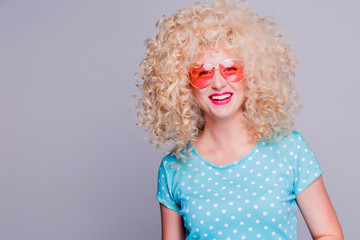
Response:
[160,49,343,240]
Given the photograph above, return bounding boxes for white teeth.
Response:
[211,94,231,100]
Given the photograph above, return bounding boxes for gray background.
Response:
[0,0,359,239]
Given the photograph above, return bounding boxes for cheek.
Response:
[191,88,204,104]
[232,82,247,106]
[191,89,210,112]
[235,81,246,95]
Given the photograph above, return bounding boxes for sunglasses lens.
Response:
[189,60,244,88]
[220,60,243,83]
[189,64,213,88]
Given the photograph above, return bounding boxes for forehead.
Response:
[196,48,237,64]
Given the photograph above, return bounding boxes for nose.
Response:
[210,68,227,90]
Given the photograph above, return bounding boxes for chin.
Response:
[207,109,242,121]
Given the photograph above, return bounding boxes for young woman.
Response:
[136,1,343,239]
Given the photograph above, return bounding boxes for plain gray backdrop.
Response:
[0,0,359,239]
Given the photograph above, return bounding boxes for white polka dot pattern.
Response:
[156,131,322,239]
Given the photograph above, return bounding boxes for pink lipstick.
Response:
[208,92,233,105]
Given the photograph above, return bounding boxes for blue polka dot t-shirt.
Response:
[156,131,322,240]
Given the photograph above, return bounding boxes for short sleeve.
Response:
[292,132,323,195]
[156,157,180,212]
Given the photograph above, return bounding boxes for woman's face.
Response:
[191,48,246,122]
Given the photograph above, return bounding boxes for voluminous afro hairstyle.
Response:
[136,0,301,159]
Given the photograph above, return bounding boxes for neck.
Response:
[197,111,253,149]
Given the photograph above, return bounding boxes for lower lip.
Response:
[209,95,233,105]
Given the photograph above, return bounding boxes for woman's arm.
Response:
[296,175,343,240]
[160,203,186,240]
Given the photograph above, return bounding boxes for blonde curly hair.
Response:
[136,0,301,159]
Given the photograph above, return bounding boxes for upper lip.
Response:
[209,92,233,98]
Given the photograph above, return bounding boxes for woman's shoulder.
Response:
[261,130,303,149]
[161,152,178,165]
[159,152,187,172]
[280,130,302,143]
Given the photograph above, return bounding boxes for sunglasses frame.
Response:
[188,58,244,89]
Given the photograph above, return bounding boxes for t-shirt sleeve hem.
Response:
[294,170,323,196]
[156,195,180,212]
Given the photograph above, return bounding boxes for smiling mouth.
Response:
[209,93,233,101]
